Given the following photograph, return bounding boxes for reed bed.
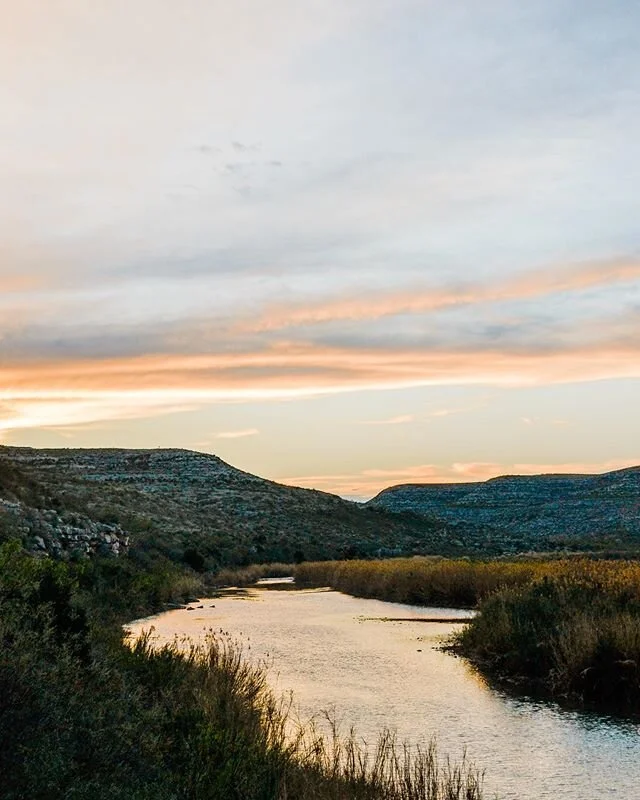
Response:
[294,557,543,607]
[210,562,295,588]
[455,560,640,710]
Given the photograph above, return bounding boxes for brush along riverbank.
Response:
[0,542,485,800]
[294,557,640,713]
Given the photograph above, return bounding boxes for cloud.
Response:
[450,460,640,482]
[279,458,640,499]
[0,395,198,441]
[2,335,639,399]
[214,428,259,439]
[359,414,414,425]
[428,400,488,418]
[278,464,441,498]
[242,259,640,332]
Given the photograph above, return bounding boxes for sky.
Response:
[1,0,639,499]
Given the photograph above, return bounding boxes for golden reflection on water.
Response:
[127,586,640,800]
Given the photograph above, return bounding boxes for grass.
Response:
[294,557,541,607]
[295,557,640,712]
[455,560,640,711]
[209,562,295,588]
[0,542,486,799]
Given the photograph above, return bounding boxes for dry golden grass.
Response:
[294,557,541,607]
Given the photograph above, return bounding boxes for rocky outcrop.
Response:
[0,498,129,558]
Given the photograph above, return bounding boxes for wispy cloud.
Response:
[2,337,638,398]
[450,460,640,481]
[241,259,640,332]
[428,400,489,418]
[359,414,414,425]
[0,395,198,441]
[214,428,259,439]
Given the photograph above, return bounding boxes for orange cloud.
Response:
[1,338,639,436]
[215,428,259,439]
[359,414,414,425]
[0,394,199,441]
[2,340,639,393]
[450,460,640,481]
[0,274,46,294]
[242,258,640,332]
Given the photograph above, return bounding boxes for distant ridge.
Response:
[367,466,640,547]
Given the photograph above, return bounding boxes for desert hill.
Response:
[0,447,448,566]
[367,467,640,551]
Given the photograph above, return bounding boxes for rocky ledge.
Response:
[0,498,129,558]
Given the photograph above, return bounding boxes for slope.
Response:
[0,447,450,567]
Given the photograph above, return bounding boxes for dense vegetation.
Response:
[295,557,640,712]
[294,557,540,607]
[457,560,640,711]
[209,562,295,588]
[0,542,485,799]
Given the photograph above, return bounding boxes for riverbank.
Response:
[294,557,640,713]
[0,542,485,799]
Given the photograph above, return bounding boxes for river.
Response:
[126,582,640,800]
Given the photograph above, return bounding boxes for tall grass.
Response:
[210,562,295,588]
[455,560,640,710]
[124,632,487,800]
[294,558,541,607]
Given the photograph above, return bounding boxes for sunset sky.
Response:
[2,1,639,498]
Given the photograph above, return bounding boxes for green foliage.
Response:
[183,547,207,572]
[76,554,205,621]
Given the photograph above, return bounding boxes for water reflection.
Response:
[127,587,639,800]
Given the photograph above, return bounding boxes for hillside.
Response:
[367,467,640,551]
[0,447,451,567]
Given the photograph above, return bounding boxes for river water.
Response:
[126,583,640,800]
